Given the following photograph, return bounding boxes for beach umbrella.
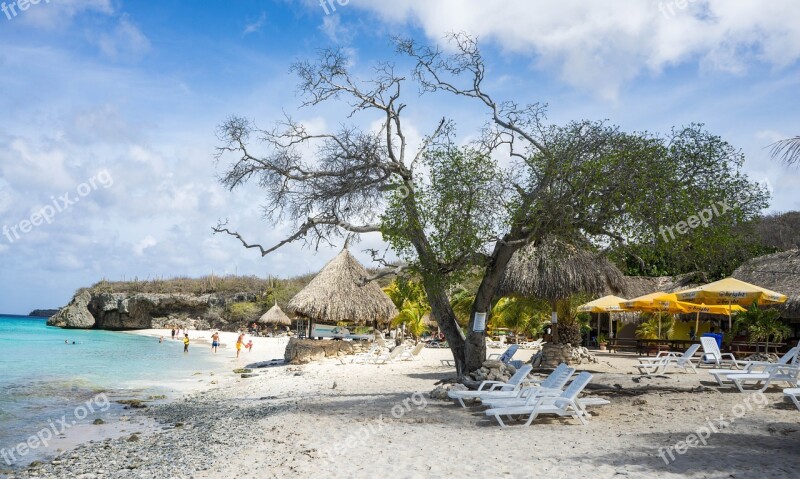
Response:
[577,295,628,339]
[674,277,788,329]
[500,238,625,343]
[258,301,292,326]
[621,292,686,338]
[675,302,747,338]
[287,247,398,336]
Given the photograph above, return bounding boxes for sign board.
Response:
[473,312,487,333]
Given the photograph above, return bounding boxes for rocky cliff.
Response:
[47,291,254,330]
[29,309,60,318]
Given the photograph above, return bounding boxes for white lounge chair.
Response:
[784,388,800,411]
[485,372,595,427]
[349,344,381,364]
[634,344,700,376]
[479,364,576,409]
[709,346,799,386]
[726,365,800,393]
[448,364,534,408]
[488,344,520,364]
[399,342,425,361]
[370,345,406,364]
[700,337,739,368]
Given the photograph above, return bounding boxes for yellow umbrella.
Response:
[621,293,687,338]
[577,295,627,339]
[675,302,747,338]
[674,277,787,329]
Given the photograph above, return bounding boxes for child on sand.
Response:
[183,334,190,353]
[236,333,245,358]
[245,340,253,352]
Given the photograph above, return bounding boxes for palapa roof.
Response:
[258,303,292,325]
[500,238,625,301]
[733,249,800,320]
[287,248,398,324]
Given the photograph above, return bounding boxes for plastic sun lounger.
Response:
[370,345,406,364]
[709,347,799,386]
[634,344,700,376]
[485,372,595,427]
[479,364,576,409]
[784,388,800,411]
[726,366,800,393]
[448,364,534,408]
[700,337,739,368]
[399,342,425,361]
[488,344,520,364]
[348,344,381,364]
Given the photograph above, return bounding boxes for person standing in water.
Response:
[236,333,245,358]
[171,328,176,340]
[183,334,190,353]
[211,331,220,354]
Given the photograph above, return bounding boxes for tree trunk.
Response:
[464,237,526,372]
[422,277,467,376]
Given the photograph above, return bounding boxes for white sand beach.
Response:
[18,335,800,479]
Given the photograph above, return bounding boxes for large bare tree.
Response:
[214,34,762,376]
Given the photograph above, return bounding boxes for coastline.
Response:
[6,343,800,478]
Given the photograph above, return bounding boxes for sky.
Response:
[1,0,799,314]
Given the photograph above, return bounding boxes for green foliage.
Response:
[733,304,791,352]
[492,296,548,340]
[635,313,675,340]
[607,125,771,279]
[392,302,429,340]
[226,302,261,323]
[382,147,503,285]
[449,288,476,327]
[383,278,428,311]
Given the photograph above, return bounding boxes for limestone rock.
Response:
[430,384,466,400]
[47,291,95,329]
[283,338,358,364]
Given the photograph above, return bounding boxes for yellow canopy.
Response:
[674,277,787,306]
[622,292,682,312]
[577,295,628,313]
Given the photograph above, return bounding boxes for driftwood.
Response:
[585,383,712,396]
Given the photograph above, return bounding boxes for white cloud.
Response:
[14,0,113,29]
[243,12,267,35]
[94,15,151,59]
[133,235,158,256]
[343,0,800,99]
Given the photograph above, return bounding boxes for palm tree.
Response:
[635,313,675,340]
[392,301,429,340]
[449,288,475,327]
[770,136,800,167]
[492,296,548,343]
[733,304,791,353]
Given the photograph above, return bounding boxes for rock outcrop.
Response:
[48,292,230,330]
[47,291,95,329]
[534,343,598,368]
[283,338,369,364]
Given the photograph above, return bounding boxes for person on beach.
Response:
[211,331,220,353]
[236,333,245,358]
[183,334,190,353]
[245,340,253,352]
[171,328,176,340]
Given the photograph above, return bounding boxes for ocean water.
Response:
[0,315,221,466]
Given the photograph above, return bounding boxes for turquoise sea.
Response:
[0,315,221,467]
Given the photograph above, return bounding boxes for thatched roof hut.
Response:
[287,248,398,324]
[258,302,292,326]
[500,239,626,300]
[733,249,800,321]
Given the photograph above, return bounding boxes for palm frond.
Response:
[769,136,800,167]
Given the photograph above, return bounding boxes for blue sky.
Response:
[1,0,799,314]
